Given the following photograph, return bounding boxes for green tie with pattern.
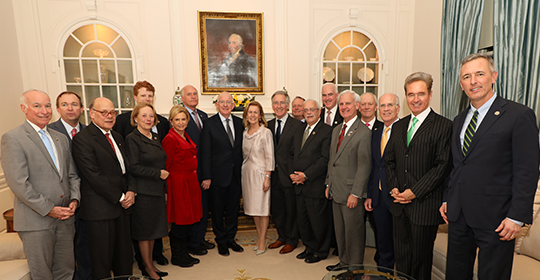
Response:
[406,117,418,147]
[463,110,479,156]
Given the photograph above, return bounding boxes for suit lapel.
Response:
[23,123,60,175]
[335,119,360,159]
[373,125,383,163]
[89,123,118,159]
[277,115,294,150]
[299,122,317,154]
[408,111,434,147]
[464,96,506,158]
[214,115,234,148]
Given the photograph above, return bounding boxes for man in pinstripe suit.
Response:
[385,72,452,280]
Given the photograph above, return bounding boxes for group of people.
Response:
[1,52,539,280]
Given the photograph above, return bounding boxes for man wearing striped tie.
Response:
[385,72,452,280]
[441,53,539,280]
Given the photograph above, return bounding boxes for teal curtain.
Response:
[440,0,484,119]
[494,0,540,123]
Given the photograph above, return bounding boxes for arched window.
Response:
[322,30,380,96]
[62,23,136,123]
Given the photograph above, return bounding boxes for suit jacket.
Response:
[320,107,344,128]
[125,129,167,196]
[446,96,539,228]
[268,115,303,187]
[385,110,452,225]
[185,108,208,148]
[48,119,87,147]
[199,114,243,187]
[113,111,170,142]
[1,122,80,231]
[72,122,132,221]
[291,120,333,198]
[367,121,393,208]
[325,118,372,204]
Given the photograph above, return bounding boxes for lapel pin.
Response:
[312,131,316,135]
[154,136,157,140]
[494,111,500,116]
[347,131,354,136]
[55,138,59,141]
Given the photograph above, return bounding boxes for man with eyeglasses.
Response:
[200,92,244,256]
[364,93,400,269]
[267,90,303,254]
[290,99,333,264]
[72,97,134,279]
[48,91,91,280]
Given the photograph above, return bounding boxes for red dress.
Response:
[162,128,202,225]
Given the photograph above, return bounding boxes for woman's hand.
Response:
[263,177,271,192]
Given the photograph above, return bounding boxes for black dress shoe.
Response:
[202,240,216,249]
[156,270,168,277]
[326,263,341,271]
[305,255,322,264]
[218,244,230,256]
[227,241,244,252]
[296,251,310,259]
[188,246,208,256]
[155,254,169,265]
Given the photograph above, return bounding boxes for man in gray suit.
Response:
[1,90,80,280]
[325,90,372,271]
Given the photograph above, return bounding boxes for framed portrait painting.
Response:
[198,11,264,95]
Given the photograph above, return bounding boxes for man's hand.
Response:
[346,194,359,209]
[121,191,136,209]
[439,203,448,224]
[47,206,74,220]
[364,198,373,212]
[201,179,211,190]
[68,200,78,215]
[495,218,522,241]
[160,170,170,180]
[325,187,332,200]
[290,171,306,185]
[391,188,415,204]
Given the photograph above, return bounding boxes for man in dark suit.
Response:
[48,91,91,280]
[325,90,372,271]
[175,85,214,256]
[364,93,400,269]
[320,83,343,128]
[112,80,169,266]
[290,99,333,264]
[440,53,539,280]
[72,97,134,280]
[200,92,244,256]
[2,90,80,280]
[267,90,303,254]
[291,96,306,122]
[359,92,382,130]
[385,72,452,280]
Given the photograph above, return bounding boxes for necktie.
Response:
[105,133,116,153]
[301,126,311,149]
[226,118,234,146]
[39,129,58,169]
[406,117,418,147]
[336,124,347,152]
[462,110,479,156]
[381,127,390,157]
[366,123,370,127]
[326,110,332,125]
[276,119,282,143]
[193,112,201,131]
[71,128,77,138]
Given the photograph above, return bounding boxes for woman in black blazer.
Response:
[125,103,169,280]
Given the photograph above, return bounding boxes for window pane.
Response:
[352,63,365,84]
[85,86,100,106]
[332,31,351,49]
[366,63,379,84]
[322,63,336,83]
[353,32,370,50]
[96,24,118,45]
[338,47,363,61]
[64,36,82,57]
[73,25,95,45]
[82,60,99,83]
[120,86,135,108]
[366,86,378,95]
[102,86,118,108]
[364,42,378,61]
[352,86,366,94]
[112,37,132,58]
[118,61,134,83]
[64,60,81,83]
[83,43,112,58]
[99,60,116,83]
[337,63,351,84]
[324,43,339,61]
[337,86,350,93]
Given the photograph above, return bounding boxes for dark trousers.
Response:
[73,211,92,280]
[170,223,194,240]
[393,213,438,280]
[271,173,299,245]
[371,193,394,269]
[84,212,132,280]
[209,176,241,245]
[446,211,515,280]
[296,194,332,258]
[189,188,210,248]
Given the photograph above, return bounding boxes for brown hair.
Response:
[131,102,158,127]
[404,72,433,93]
[242,101,267,128]
[56,91,83,108]
[133,81,155,96]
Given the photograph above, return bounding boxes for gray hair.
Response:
[179,85,198,97]
[404,72,433,93]
[460,52,496,74]
[360,92,378,105]
[304,98,320,108]
[293,96,306,102]
[322,82,338,94]
[379,92,400,106]
[20,89,49,108]
[271,90,290,105]
[338,90,361,103]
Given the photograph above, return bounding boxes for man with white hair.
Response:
[213,34,257,87]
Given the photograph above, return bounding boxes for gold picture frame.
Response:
[198,11,264,95]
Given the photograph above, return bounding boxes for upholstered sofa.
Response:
[432,192,540,280]
[0,232,30,280]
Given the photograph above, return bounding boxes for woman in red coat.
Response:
[162,105,202,268]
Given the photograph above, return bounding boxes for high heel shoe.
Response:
[253,246,258,251]
[256,240,267,255]
[141,267,167,278]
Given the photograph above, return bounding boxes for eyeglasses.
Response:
[92,108,118,117]
[303,108,319,113]
[218,101,233,105]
